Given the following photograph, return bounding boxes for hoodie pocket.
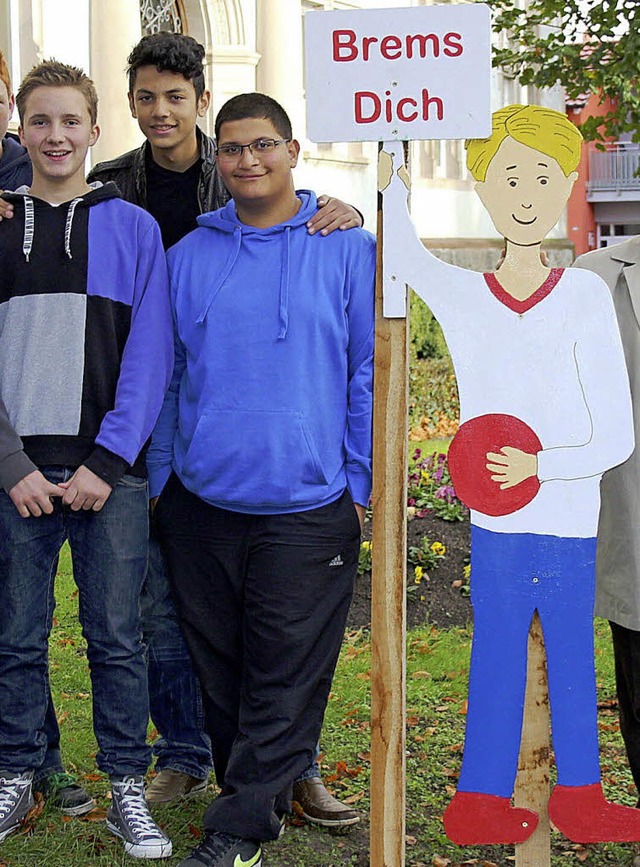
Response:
[182,408,330,508]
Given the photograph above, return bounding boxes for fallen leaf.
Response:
[342,791,364,804]
[432,856,450,867]
[405,834,417,845]
[188,823,202,839]
[79,807,108,822]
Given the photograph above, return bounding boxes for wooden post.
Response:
[514,611,551,867]
[370,146,409,867]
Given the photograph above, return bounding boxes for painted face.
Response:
[19,86,98,187]
[0,78,14,142]
[215,117,299,210]
[128,66,209,155]
[474,136,578,246]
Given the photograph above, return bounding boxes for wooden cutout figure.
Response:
[379,104,640,846]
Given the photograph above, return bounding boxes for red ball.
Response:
[448,413,542,517]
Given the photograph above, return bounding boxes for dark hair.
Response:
[127,33,206,99]
[215,93,293,141]
[16,59,98,125]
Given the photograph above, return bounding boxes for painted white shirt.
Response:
[383,178,634,538]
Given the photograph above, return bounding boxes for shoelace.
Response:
[113,779,163,840]
[0,777,29,818]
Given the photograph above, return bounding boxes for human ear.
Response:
[128,92,137,119]
[197,90,211,117]
[288,138,301,168]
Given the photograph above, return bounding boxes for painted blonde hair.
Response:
[465,104,583,182]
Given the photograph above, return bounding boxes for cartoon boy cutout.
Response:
[380,105,640,846]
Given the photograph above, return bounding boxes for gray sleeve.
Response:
[0,397,37,492]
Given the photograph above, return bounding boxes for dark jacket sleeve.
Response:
[0,397,37,492]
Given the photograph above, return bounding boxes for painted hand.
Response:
[486,447,538,490]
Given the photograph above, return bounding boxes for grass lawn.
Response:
[2,546,638,866]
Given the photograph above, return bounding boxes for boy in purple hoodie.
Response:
[148,93,375,867]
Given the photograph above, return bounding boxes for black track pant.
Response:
[156,474,360,841]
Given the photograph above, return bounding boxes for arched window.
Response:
[140,0,186,35]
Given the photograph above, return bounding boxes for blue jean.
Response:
[141,527,212,778]
[0,468,151,778]
[458,527,600,797]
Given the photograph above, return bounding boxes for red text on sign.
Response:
[355,89,444,124]
[333,29,463,62]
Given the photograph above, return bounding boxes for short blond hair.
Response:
[465,104,583,181]
[16,59,98,125]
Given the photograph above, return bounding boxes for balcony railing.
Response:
[587,143,640,193]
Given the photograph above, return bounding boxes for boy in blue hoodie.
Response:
[148,92,375,867]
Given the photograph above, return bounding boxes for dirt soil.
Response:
[347,512,472,631]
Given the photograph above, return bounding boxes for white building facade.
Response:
[0,0,571,267]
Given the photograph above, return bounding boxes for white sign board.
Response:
[304,4,492,143]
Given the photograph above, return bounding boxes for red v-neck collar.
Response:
[484,267,564,314]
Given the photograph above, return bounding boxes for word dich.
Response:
[333,28,463,127]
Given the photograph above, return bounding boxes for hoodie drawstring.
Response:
[277,227,291,340]
[21,196,83,261]
[22,197,34,262]
[64,198,83,259]
[196,226,243,324]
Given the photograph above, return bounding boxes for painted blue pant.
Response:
[458,527,600,797]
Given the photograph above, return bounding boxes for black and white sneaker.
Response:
[178,830,261,867]
[107,775,172,859]
[0,770,34,842]
[35,771,95,816]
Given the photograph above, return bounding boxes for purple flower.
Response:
[412,448,421,460]
[433,467,444,483]
[408,498,416,506]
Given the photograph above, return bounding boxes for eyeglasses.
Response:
[215,138,292,160]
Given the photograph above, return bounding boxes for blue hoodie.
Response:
[0,133,32,191]
[148,190,375,513]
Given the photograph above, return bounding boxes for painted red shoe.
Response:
[443,791,538,845]
[549,783,640,843]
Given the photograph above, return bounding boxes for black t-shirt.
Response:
[145,148,202,250]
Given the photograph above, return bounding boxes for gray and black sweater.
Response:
[0,183,173,492]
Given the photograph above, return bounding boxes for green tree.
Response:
[488,0,640,143]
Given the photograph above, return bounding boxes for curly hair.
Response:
[127,33,206,99]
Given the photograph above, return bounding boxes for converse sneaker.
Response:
[178,830,261,867]
[107,775,172,859]
[0,770,34,842]
[35,771,95,816]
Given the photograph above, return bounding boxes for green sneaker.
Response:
[35,772,95,817]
